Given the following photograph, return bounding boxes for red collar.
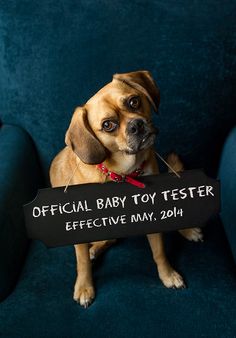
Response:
[97,161,146,188]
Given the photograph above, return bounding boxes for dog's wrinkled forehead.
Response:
[86,70,160,114]
[86,81,137,105]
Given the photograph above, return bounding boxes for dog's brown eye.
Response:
[128,96,140,109]
[102,120,118,132]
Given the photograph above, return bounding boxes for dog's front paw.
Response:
[73,284,95,308]
[160,270,186,289]
[179,227,203,242]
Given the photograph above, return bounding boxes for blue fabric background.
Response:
[0,1,236,337]
[0,0,236,180]
[219,127,236,263]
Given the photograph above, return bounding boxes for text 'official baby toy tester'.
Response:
[24,170,220,248]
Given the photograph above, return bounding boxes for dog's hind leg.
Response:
[89,240,117,260]
[167,153,204,242]
[166,152,184,172]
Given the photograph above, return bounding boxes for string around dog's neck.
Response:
[64,151,181,193]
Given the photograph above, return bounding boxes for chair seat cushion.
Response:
[0,217,235,337]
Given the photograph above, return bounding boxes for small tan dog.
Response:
[50,71,203,307]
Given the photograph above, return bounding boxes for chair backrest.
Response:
[0,1,236,179]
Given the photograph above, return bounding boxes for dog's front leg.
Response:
[74,243,95,308]
[147,233,186,288]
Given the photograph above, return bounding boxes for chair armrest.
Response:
[0,124,43,301]
[219,126,236,264]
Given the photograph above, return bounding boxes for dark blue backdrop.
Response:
[0,2,236,337]
[0,0,236,179]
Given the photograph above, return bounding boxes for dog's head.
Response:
[65,70,160,164]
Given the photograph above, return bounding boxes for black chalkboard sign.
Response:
[24,170,220,248]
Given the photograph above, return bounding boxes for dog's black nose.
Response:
[127,119,145,135]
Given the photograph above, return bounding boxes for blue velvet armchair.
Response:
[0,1,236,337]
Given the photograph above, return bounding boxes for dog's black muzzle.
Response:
[126,119,157,154]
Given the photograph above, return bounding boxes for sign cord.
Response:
[64,152,180,193]
[64,162,79,193]
[155,152,181,178]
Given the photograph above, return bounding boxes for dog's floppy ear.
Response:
[65,107,107,164]
[113,70,160,113]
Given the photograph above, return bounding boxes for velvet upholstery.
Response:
[0,218,236,337]
[219,127,236,263]
[0,125,42,301]
[0,1,236,337]
[0,1,236,180]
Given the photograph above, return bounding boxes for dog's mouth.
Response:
[124,132,156,155]
[139,132,156,150]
